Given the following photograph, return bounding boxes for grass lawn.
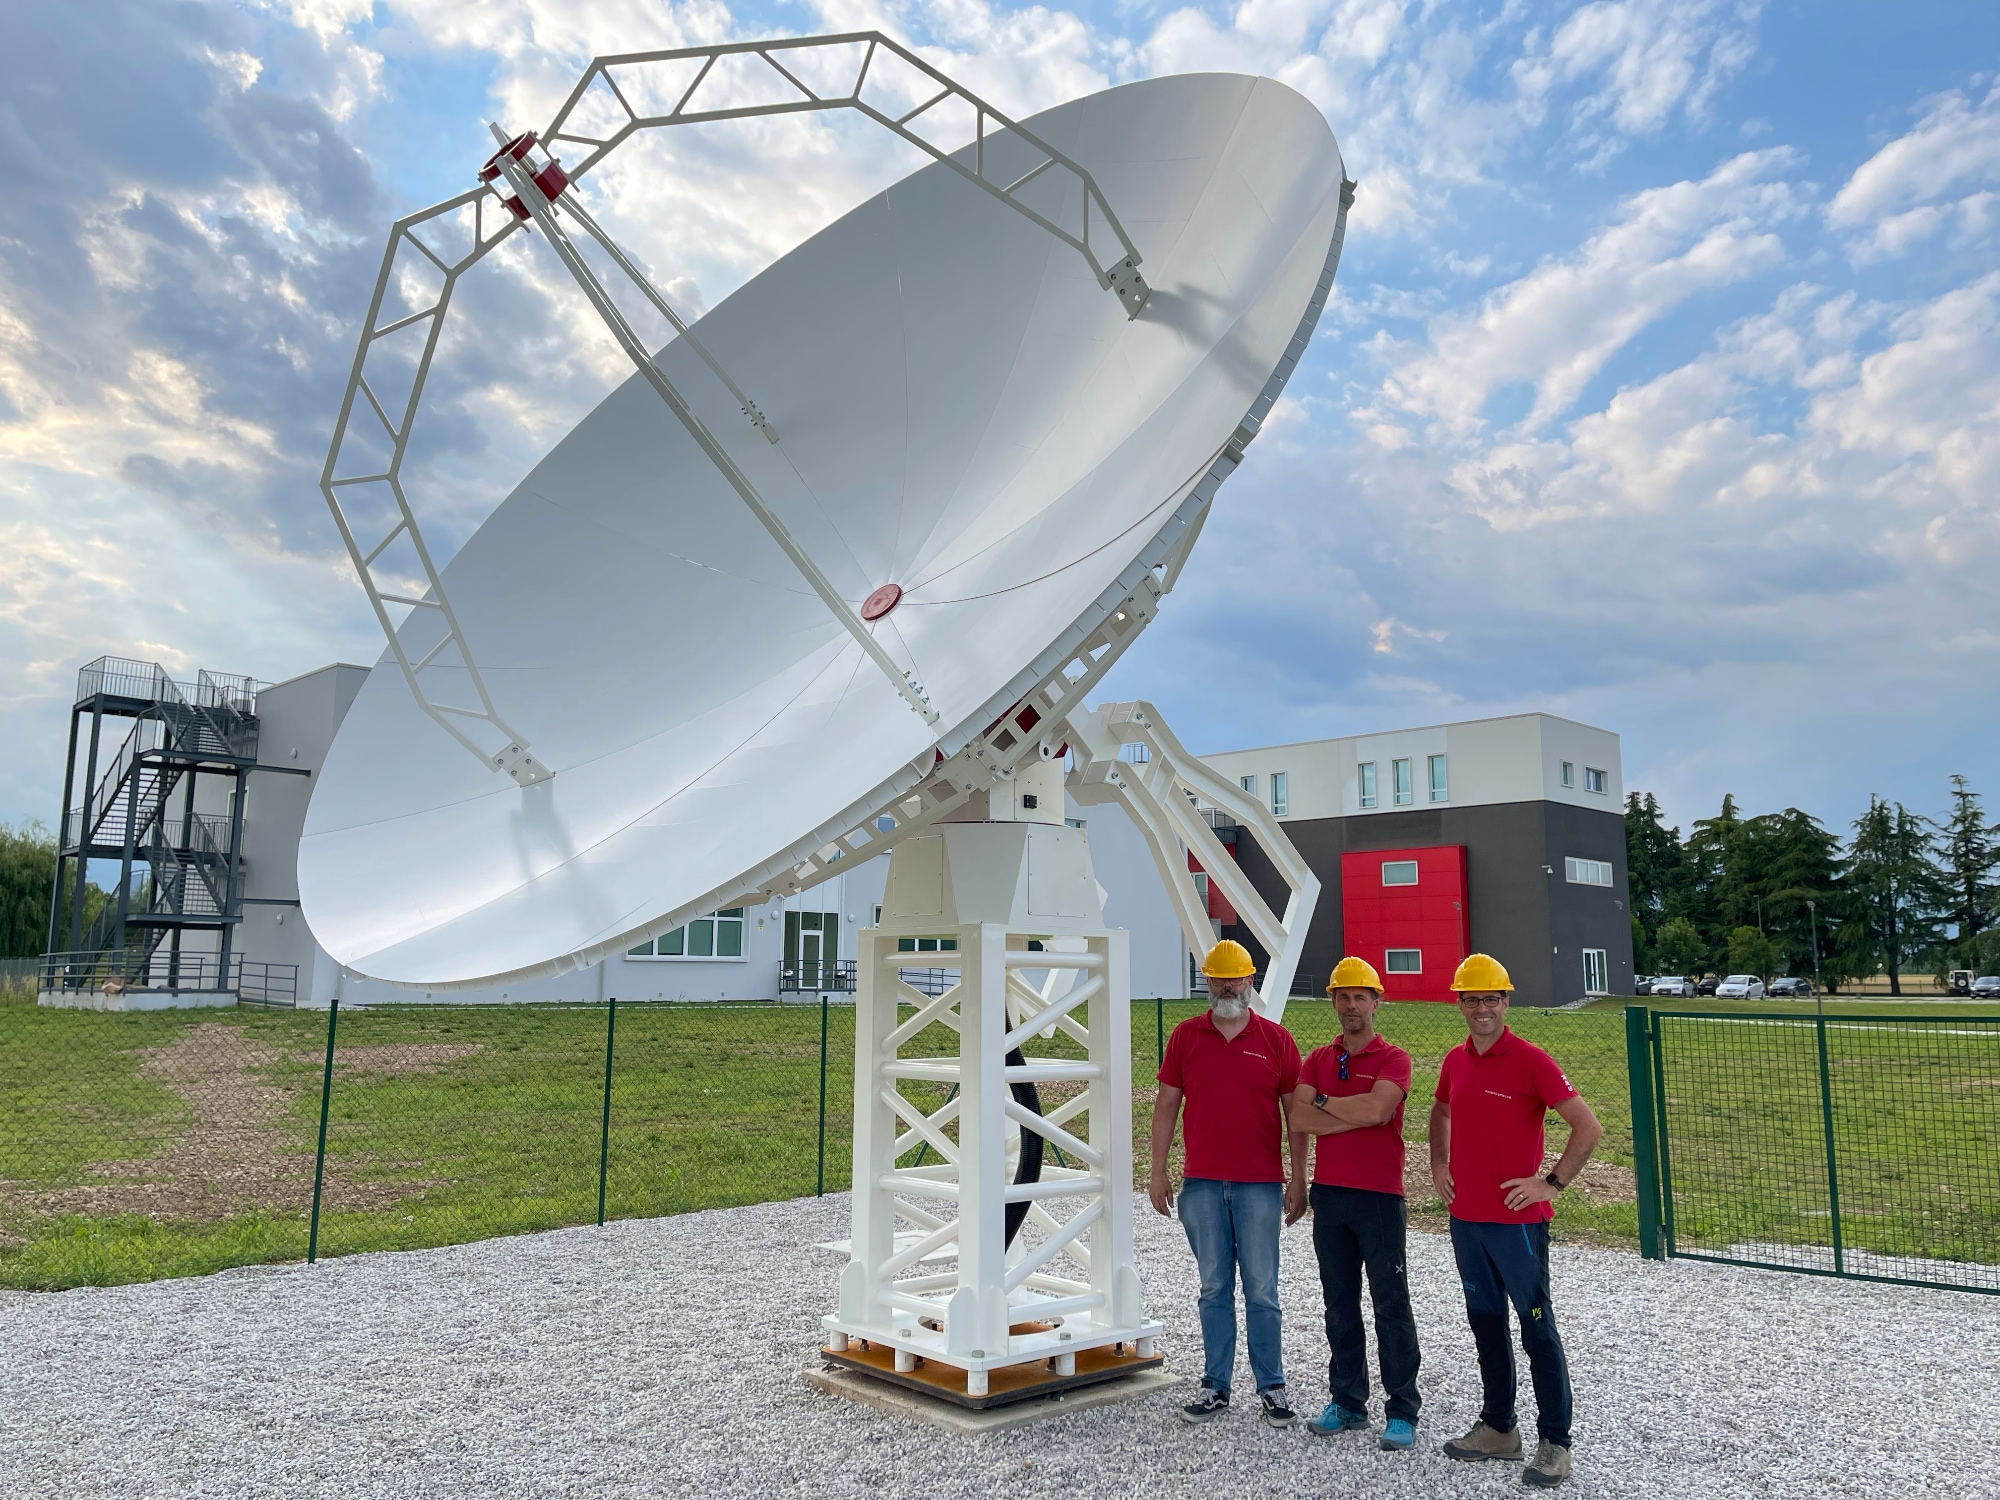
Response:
[2,994,1992,1290]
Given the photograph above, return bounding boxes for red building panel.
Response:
[1339,845,1470,1003]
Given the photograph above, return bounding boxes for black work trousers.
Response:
[1449,1217,1572,1447]
[1309,1183,1422,1422]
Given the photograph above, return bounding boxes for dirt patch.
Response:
[1,1025,455,1223]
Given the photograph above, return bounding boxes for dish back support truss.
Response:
[318,31,1156,786]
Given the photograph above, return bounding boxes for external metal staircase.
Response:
[42,657,295,1004]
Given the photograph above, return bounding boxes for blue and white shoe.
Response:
[1380,1417,1417,1451]
[1307,1402,1369,1436]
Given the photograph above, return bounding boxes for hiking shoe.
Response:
[1307,1402,1369,1436]
[1523,1439,1571,1487]
[1380,1417,1417,1451]
[1260,1386,1297,1428]
[1443,1420,1524,1462]
[1180,1386,1230,1424]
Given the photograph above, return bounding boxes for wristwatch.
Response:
[1312,1092,1330,1108]
[1545,1171,1565,1191]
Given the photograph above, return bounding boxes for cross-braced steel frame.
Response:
[320,31,1156,784]
[833,917,1154,1394]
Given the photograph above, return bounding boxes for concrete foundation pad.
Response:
[803,1363,1180,1433]
[37,989,239,1011]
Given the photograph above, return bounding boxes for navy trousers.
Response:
[1448,1217,1573,1447]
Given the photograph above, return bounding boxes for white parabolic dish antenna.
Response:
[301,50,1349,988]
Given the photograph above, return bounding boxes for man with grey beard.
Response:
[1149,940,1308,1428]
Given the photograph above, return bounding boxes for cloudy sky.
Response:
[1,0,1995,840]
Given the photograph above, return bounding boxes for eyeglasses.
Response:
[1456,995,1508,1009]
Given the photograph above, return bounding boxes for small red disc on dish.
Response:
[861,583,903,621]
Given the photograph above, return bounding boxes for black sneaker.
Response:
[1260,1386,1297,1428]
[1180,1387,1230,1424]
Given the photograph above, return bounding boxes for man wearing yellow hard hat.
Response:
[1150,939,1308,1429]
[1429,954,1603,1489]
[1286,956,1420,1452]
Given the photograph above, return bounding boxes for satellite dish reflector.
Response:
[300,68,1347,988]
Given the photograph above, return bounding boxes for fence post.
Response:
[816,993,830,1196]
[307,994,339,1265]
[1625,1004,1665,1260]
[1813,1010,1845,1275]
[597,997,617,1226]
[1155,995,1164,1065]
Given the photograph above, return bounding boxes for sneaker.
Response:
[1259,1386,1296,1428]
[1380,1417,1417,1451]
[1523,1439,1571,1487]
[1180,1386,1230,1424]
[1443,1420,1524,1462]
[1306,1402,1369,1436]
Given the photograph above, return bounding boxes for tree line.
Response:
[0,822,113,960]
[1625,775,1999,992]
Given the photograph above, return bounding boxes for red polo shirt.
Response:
[1158,1011,1302,1183]
[1433,1027,1579,1223]
[1300,1033,1412,1195]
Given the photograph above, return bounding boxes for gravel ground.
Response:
[1,1196,1994,1499]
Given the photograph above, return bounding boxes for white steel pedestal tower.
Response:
[824,760,1160,1400]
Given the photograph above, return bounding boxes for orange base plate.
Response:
[822,1340,1165,1410]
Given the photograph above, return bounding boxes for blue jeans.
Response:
[1449,1218,1573,1446]
[1178,1178,1286,1396]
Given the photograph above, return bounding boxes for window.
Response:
[1561,761,1575,789]
[895,935,959,952]
[629,908,745,959]
[1385,949,1422,973]
[1392,758,1413,806]
[1240,774,1257,796]
[1271,771,1288,817]
[1358,761,1377,809]
[1583,948,1608,995]
[1428,754,1448,803]
[1566,857,1614,887]
[1585,767,1608,794]
[1381,860,1419,886]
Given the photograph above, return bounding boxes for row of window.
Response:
[1375,945,1610,992]
[1561,761,1609,794]
[628,908,746,959]
[1236,755,1612,817]
[1238,771,1289,817]
[1358,755,1449,809]
[1376,856,1614,887]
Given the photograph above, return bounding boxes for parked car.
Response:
[1972,976,2000,999]
[1696,975,1722,995]
[1768,977,1813,998]
[1715,974,1767,999]
[1633,975,1654,995]
[1651,976,1696,997]
[1947,969,1975,996]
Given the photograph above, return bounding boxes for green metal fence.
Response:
[0,993,1644,1289]
[1626,1005,2000,1293]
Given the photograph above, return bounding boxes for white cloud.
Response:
[1382,149,1803,437]
[1827,80,2000,263]
[1513,0,1761,164]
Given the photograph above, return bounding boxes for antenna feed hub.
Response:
[478,130,569,220]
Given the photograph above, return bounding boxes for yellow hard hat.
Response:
[1450,953,1514,993]
[1326,956,1382,994]
[1201,939,1257,979]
